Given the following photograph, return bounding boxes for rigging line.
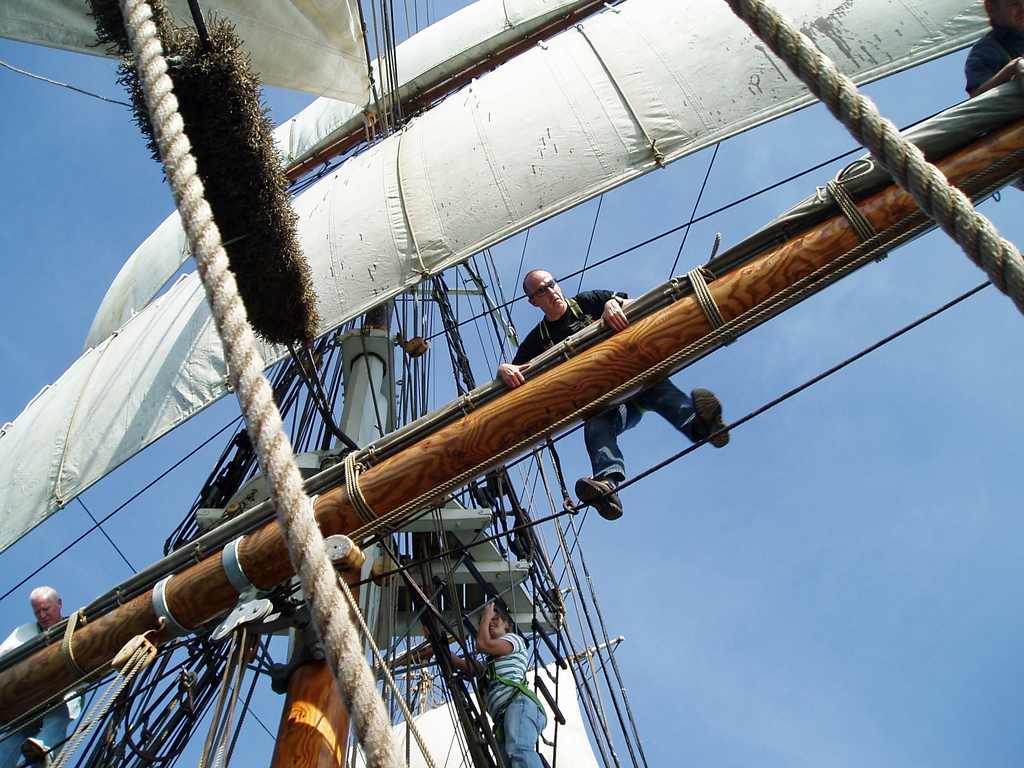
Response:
[562,513,640,768]
[0,415,242,605]
[355,506,579,589]
[616,281,992,496]
[565,513,649,768]
[75,497,136,573]
[668,142,720,277]
[550,516,621,768]
[576,194,606,295]
[422,142,868,345]
[0,58,133,108]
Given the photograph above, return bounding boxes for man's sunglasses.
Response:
[529,279,557,300]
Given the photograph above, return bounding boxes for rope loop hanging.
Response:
[724,0,1024,316]
[61,609,88,679]
[686,267,734,344]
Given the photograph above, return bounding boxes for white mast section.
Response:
[0,0,369,103]
[0,0,988,552]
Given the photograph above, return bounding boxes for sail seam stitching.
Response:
[575,25,665,167]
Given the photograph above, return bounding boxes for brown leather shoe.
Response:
[575,477,623,520]
[691,388,729,447]
[22,738,50,768]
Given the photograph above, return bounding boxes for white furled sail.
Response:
[86,0,605,348]
[0,0,988,552]
[0,0,368,103]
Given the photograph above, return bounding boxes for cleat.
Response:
[691,387,729,447]
[575,477,623,520]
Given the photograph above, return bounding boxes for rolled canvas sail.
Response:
[0,0,988,552]
[86,0,605,348]
[0,0,368,103]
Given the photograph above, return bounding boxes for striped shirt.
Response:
[485,633,528,718]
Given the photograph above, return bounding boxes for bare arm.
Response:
[450,651,484,676]
[424,623,484,675]
[475,603,515,656]
[970,57,1023,97]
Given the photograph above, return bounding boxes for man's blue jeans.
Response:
[497,695,545,768]
[584,380,696,482]
[0,703,71,768]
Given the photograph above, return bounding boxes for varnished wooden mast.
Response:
[270,662,350,768]
[2,118,1022,723]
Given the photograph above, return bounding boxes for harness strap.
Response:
[491,673,548,740]
[539,298,591,344]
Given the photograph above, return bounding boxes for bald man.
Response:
[498,270,729,520]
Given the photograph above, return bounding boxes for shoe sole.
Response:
[692,387,729,447]
[574,478,623,520]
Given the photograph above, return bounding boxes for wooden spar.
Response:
[1,117,1022,723]
[269,546,363,768]
[269,662,349,768]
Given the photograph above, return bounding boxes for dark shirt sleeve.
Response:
[966,36,999,94]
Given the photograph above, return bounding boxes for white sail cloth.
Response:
[86,0,605,348]
[0,0,988,552]
[0,0,368,103]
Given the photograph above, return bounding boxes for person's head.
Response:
[29,586,63,630]
[523,269,567,321]
[986,0,1024,33]
[488,604,513,638]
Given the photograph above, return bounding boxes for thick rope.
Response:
[725,0,1024,315]
[686,267,732,341]
[61,610,87,679]
[334,575,440,768]
[116,2,401,766]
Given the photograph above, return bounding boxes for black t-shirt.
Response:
[512,290,625,365]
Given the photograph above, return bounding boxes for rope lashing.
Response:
[117,1,402,766]
[61,610,87,680]
[51,634,159,768]
[686,267,734,343]
[826,178,887,261]
[344,451,380,527]
[725,0,1024,316]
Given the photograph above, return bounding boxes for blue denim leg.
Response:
[583,403,642,482]
[634,380,697,441]
[0,725,28,768]
[35,704,71,756]
[498,696,545,768]
[0,704,71,767]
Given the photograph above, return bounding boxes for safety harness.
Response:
[539,296,645,416]
[488,666,548,742]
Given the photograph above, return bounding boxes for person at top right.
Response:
[965,0,1024,97]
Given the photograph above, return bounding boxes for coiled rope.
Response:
[116,1,401,765]
[725,0,1024,315]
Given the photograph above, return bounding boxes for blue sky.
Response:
[1,5,1023,768]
